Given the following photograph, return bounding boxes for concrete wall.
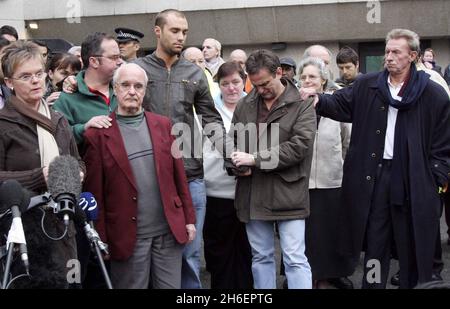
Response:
[2,0,449,74]
[24,0,450,47]
[22,0,369,19]
[0,0,26,39]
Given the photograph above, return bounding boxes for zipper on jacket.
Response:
[166,68,171,117]
[314,128,319,189]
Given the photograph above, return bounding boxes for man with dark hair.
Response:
[280,57,298,87]
[53,32,123,289]
[335,46,361,87]
[300,29,450,289]
[230,49,316,289]
[54,32,123,151]
[31,39,50,63]
[134,8,233,289]
[0,25,18,42]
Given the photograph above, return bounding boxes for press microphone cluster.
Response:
[75,192,113,289]
[76,192,108,255]
[0,180,31,277]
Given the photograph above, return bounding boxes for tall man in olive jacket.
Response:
[300,29,450,288]
[231,50,316,289]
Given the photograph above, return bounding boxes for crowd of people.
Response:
[0,9,449,289]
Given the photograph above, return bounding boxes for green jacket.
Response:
[53,71,117,146]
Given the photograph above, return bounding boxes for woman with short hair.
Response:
[0,41,84,288]
[203,62,253,289]
[299,57,354,289]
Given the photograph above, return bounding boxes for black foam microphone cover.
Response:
[0,180,29,213]
[47,155,82,201]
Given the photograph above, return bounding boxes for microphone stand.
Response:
[92,239,113,289]
[1,242,15,289]
[83,222,113,289]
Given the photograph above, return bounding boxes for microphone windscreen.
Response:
[0,180,28,213]
[47,155,81,200]
[79,192,98,221]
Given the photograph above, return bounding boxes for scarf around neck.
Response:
[9,96,59,167]
[376,63,430,205]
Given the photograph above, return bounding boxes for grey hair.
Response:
[113,63,148,86]
[204,38,222,53]
[303,45,332,59]
[386,28,421,54]
[67,45,81,54]
[298,57,329,81]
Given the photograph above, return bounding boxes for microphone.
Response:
[76,192,108,255]
[74,192,113,289]
[0,180,31,274]
[79,192,98,222]
[47,155,81,226]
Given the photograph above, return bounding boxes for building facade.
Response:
[1,0,449,76]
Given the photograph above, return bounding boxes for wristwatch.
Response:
[252,152,258,165]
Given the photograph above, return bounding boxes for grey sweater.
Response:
[117,113,169,238]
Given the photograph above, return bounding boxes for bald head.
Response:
[303,45,332,67]
[229,49,247,69]
[183,47,206,70]
[113,63,148,115]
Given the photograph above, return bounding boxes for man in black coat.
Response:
[300,29,450,289]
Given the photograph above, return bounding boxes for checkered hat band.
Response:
[118,32,139,40]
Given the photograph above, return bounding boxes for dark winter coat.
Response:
[231,79,316,222]
[316,71,450,282]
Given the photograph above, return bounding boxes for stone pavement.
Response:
[200,216,450,289]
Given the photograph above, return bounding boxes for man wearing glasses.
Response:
[83,63,196,289]
[53,32,123,155]
[53,32,123,289]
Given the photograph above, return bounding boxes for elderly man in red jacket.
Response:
[83,62,196,289]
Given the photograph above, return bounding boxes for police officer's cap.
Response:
[115,27,144,43]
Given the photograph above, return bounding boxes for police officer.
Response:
[280,57,299,87]
[115,27,144,61]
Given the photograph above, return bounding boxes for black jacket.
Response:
[444,64,450,86]
[0,96,84,288]
[317,71,450,283]
[134,53,233,181]
[0,84,11,106]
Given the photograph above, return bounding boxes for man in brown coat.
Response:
[230,49,316,289]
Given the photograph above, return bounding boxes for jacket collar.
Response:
[76,70,115,99]
[0,96,60,135]
[244,77,300,108]
[103,111,163,191]
[150,51,181,69]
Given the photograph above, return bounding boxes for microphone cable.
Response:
[4,273,31,289]
[38,208,68,241]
